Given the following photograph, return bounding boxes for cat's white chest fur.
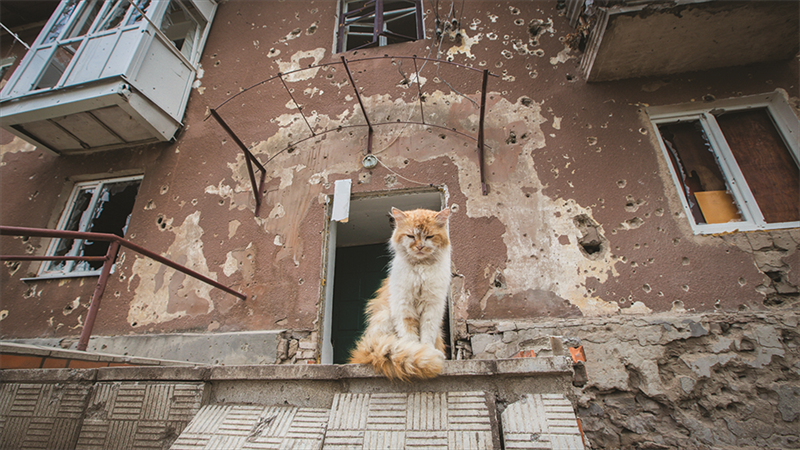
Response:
[387,249,451,346]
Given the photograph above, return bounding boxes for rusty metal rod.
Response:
[209,108,264,211]
[77,240,119,351]
[478,69,489,196]
[0,226,121,241]
[263,121,484,166]
[1,225,247,351]
[117,237,245,301]
[278,73,315,136]
[212,55,497,113]
[0,226,246,301]
[412,56,425,124]
[341,56,374,154]
[0,255,107,262]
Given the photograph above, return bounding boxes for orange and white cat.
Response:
[349,207,452,381]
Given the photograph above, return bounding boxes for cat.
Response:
[349,207,452,381]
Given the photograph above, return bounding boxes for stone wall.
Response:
[277,330,319,365]
[460,312,800,449]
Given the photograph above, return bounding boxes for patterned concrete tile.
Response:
[501,394,585,450]
[74,382,206,450]
[170,405,330,450]
[323,392,494,450]
[0,382,92,450]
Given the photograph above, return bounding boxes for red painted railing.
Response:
[0,226,246,351]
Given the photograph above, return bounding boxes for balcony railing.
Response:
[0,225,246,351]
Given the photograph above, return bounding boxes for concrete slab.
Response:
[170,405,330,450]
[0,382,92,450]
[1,358,580,449]
[4,331,284,366]
[171,391,497,450]
[74,381,208,449]
[502,394,586,449]
[84,331,284,365]
[322,392,499,450]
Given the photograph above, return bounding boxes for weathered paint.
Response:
[126,211,217,327]
[0,0,796,349]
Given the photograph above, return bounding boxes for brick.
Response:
[41,358,69,368]
[569,346,586,363]
[0,354,43,369]
[68,359,108,369]
[513,350,536,358]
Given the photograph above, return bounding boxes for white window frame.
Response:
[32,175,143,280]
[3,0,211,99]
[335,0,425,54]
[648,91,800,234]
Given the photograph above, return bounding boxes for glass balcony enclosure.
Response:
[0,0,217,155]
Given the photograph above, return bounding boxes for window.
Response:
[649,92,800,234]
[30,0,158,92]
[39,176,142,278]
[336,0,423,53]
[159,0,207,61]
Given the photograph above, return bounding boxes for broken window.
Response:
[159,0,207,61]
[650,93,800,234]
[336,0,423,53]
[40,176,142,277]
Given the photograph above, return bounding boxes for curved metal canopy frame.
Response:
[207,55,498,215]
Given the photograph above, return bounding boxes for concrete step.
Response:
[171,391,585,450]
[0,357,585,450]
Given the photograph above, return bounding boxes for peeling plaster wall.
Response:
[463,311,800,449]
[1,3,799,444]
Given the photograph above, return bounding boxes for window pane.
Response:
[160,0,206,60]
[80,179,141,270]
[339,0,420,52]
[658,121,744,225]
[716,109,800,224]
[126,0,152,26]
[99,0,129,32]
[34,44,77,90]
[42,0,79,44]
[48,187,94,272]
[382,0,420,44]
[66,0,104,38]
[341,0,377,51]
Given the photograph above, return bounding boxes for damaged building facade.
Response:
[1,0,798,448]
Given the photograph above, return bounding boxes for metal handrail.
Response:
[0,226,246,351]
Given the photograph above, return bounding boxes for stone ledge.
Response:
[0,341,195,368]
[0,356,573,382]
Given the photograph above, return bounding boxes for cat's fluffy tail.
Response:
[349,334,444,381]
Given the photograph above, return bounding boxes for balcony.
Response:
[566,0,799,82]
[0,0,216,155]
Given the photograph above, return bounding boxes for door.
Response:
[331,243,391,364]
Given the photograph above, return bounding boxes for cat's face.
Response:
[390,207,450,261]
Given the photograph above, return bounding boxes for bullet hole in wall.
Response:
[573,214,606,259]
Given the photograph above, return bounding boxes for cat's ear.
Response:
[391,207,407,225]
[434,208,451,225]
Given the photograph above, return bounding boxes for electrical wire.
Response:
[374,154,434,187]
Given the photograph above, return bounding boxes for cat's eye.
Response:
[406,234,415,239]
[425,235,433,240]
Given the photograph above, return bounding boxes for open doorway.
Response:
[320,188,447,364]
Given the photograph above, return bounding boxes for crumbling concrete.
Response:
[460,311,800,449]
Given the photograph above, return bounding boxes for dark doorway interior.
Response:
[331,243,391,364]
